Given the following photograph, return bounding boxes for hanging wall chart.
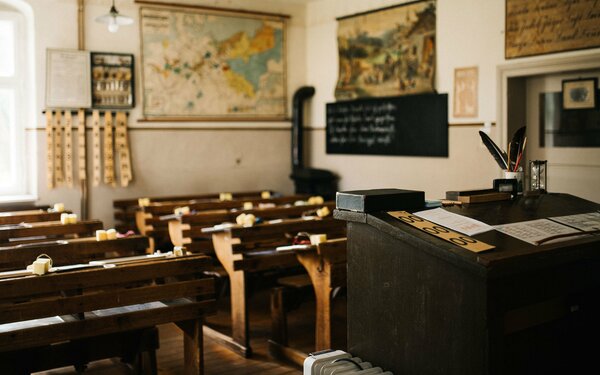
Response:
[139,2,288,121]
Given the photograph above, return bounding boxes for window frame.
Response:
[0,8,34,203]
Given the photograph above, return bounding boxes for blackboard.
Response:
[326,93,448,157]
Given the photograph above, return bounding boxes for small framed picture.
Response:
[90,52,135,109]
[46,49,91,109]
[453,66,478,118]
[562,78,597,110]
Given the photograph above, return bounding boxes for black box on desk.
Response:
[336,188,425,213]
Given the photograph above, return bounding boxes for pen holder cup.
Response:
[504,170,524,193]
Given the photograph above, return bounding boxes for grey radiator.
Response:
[304,350,394,375]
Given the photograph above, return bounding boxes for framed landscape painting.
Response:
[335,0,436,100]
[140,5,287,121]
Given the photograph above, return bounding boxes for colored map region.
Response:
[141,7,286,119]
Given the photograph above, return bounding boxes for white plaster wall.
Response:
[23,0,306,226]
[31,128,292,225]
[304,0,600,201]
[11,0,600,226]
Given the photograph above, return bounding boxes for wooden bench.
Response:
[0,234,157,372]
[207,217,346,357]
[268,238,348,365]
[113,190,273,233]
[0,220,103,245]
[138,194,309,252]
[0,209,69,226]
[0,235,149,271]
[168,201,336,254]
[0,254,215,374]
[0,204,50,212]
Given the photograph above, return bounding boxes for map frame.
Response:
[139,4,288,121]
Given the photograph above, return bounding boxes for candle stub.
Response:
[236,213,256,227]
[106,228,117,240]
[308,196,324,205]
[67,214,78,224]
[317,206,331,218]
[173,246,185,256]
[219,192,233,201]
[53,203,65,212]
[138,198,150,207]
[32,258,52,275]
[243,202,254,210]
[60,213,70,224]
[96,229,108,241]
[174,206,190,215]
[310,234,327,245]
[261,191,271,199]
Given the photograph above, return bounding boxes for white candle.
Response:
[106,228,117,240]
[173,246,184,256]
[310,234,327,245]
[32,258,51,275]
[96,229,107,241]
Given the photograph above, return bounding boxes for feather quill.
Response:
[509,126,527,169]
[479,131,508,170]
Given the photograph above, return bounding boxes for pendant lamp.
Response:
[95,0,133,33]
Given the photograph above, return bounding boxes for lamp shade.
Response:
[95,2,133,33]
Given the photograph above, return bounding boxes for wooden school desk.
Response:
[0,254,215,374]
[206,217,345,357]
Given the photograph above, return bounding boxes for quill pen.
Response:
[509,126,526,170]
[479,131,508,170]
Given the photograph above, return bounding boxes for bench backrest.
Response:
[0,220,103,244]
[135,195,311,248]
[0,235,150,271]
[170,202,336,252]
[113,190,272,209]
[0,210,68,226]
[182,202,335,226]
[113,190,273,232]
[0,204,50,213]
[228,217,346,253]
[143,194,310,216]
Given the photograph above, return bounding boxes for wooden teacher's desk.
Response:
[335,192,600,375]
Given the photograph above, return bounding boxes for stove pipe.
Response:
[289,86,338,200]
[291,86,315,170]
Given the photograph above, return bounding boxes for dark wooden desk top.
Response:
[335,193,600,279]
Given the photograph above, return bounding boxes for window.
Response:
[0,7,33,200]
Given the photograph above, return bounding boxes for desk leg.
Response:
[230,269,249,354]
[213,233,251,357]
[297,253,333,351]
[180,319,203,375]
[314,280,333,351]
